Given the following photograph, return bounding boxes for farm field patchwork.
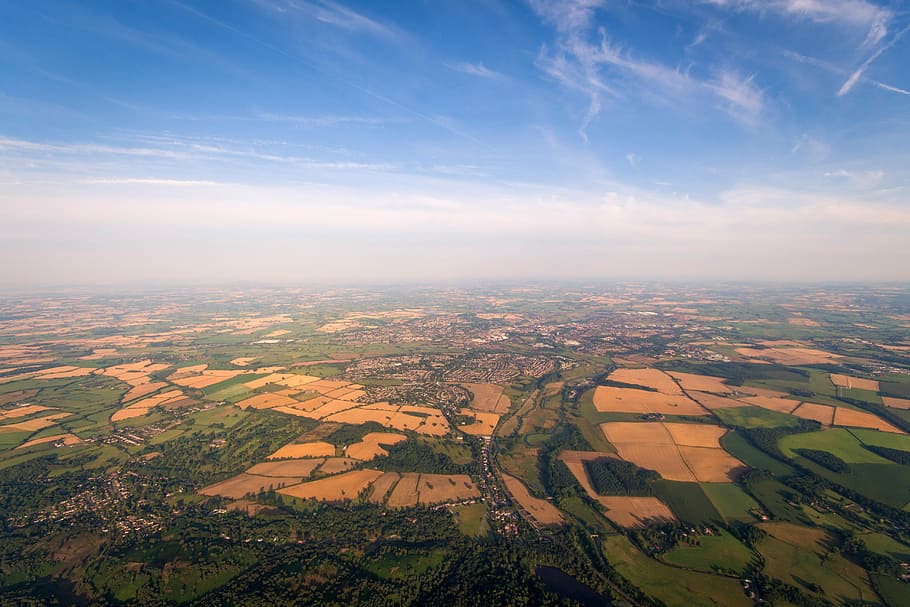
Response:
[600,422,745,482]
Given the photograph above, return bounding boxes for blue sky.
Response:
[1,0,908,285]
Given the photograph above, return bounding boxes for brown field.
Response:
[792,403,835,425]
[361,402,399,411]
[462,383,511,413]
[502,473,563,526]
[16,433,81,449]
[243,373,295,390]
[317,457,359,475]
[230,357,258,366]
[246,459,324,477]
[601,421,674,445]
[171,369,244,389]
[2,412,71,432]
[324,406,449,436]
[690,392,749,410]
[614,443,696,481]
[738,396,802,414]
[667,372,733,394]
[592,386,707,416]
[0,390,39,407]
[288,395,332,412]
[0,404,52,420]
[124,390,184,409]
[271,405,319,419]
[599,496,676,528]
[268,442,336,459]
[601,422,743,482]
[883,396,910,410]
[788,317,820,327]
[560,458,599,498]
[307,379,351,392]
[236,393,298,410]
[346,432,406,460]
[279,469,383,502]
[417,474,480,505]
[663,423,727,448]
[678,446,745,482]
[122,382,167,403]
[34,366,96,380]
[336,389,366,401]
[309,399,360,419]
[111,408,152,422]
[368,472,401,503]
[200,473,306,499]
[558,451,677,517]
[386,473,421,507]
[264,329,290,338]
[608,368,682,394]
[280,374,321,389]
[833,408,905,434]
[324,387,355,399]
[458,408,500,435]
[830,374,880,392]
[735,347,840,366]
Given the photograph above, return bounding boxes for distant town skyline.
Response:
[1,0,908,285]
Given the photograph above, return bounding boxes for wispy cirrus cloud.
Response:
[79,178,220,186]
[256,113,395,127]
[531,1,764,135]
[700,0,891,46]
[705,69,764,126]
[251,0,397,39]
[823,168,885,187]
[838,24,910,96]
[783,49,910,96]
[447,61,507,80]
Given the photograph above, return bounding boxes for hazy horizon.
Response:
[2,0,909,286]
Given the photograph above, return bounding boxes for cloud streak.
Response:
[447,62,507,80]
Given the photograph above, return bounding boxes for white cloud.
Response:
[626,153,642,167]
[255,0,397,39]
[823,168,885,187]
[532,2,765,134]
[702,0,891,44]
[447,62,507,80]
[256,113,391,127]
[838,24,910,96]
[79,178,220,186]
[704,70,764,126]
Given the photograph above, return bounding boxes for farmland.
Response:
[2,284,910,607]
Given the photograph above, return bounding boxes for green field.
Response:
[779,429,892,464]
[745,477,810,524]
[858,532,910,561]
[721,431,793,476]
[651,481,722,524]
[0,430,31,450]
[701,483,761,522]
[602,534,752,607]
[366,548,447,580]
[756,535,879,604]
[451,503,489,537]
[871,573,910,607]
[779,428,910,507]
[662,530,756,575]
[714,406,800,429]
[848,428,910,451]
